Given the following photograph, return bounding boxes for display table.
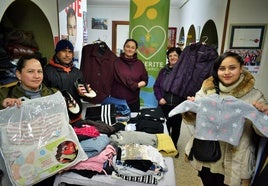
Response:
[53,110,176,186]
[53,157,175,186]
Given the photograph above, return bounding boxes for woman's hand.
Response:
[183,96,196,119]
[138,81,146,88]
[159,98,167,105]
[2,98,22,108]
[253,102,268,115]
[77,84,92,96]
[187,96,195,102]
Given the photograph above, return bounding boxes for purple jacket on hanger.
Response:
[163,43,218,98]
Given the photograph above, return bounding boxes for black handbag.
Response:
[188,138,221,162]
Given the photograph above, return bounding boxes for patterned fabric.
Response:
[0,92,87,186]
[118,144,166,170]
[73,125,100,138]
[169,94,268,146]
[112,171,159,185]
[85,104,116,125]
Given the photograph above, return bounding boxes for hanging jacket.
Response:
[163,43,218,98]
[80,43,117,104]
[154,64,184,106]
[153,64,172,101]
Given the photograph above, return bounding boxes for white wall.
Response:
[177,0,227,50]
[32,0,59,37]
[0,0,12,20]
[227,0,268,98]
[167,7,180,29]
[87,4,180,49]
[87,4,129,48]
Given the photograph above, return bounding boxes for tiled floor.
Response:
[173,123,203,186]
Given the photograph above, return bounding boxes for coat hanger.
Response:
[201,36,208,44]
[93,38,102,44]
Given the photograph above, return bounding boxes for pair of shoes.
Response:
[74,79,96,98]
[61,90,80,114]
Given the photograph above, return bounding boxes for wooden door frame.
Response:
[112,20,129,54]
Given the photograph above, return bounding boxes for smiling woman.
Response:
[111,38,148,112]
[0,55,57,109]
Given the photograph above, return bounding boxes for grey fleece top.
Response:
[169,94,268,146]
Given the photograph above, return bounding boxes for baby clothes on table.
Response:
[169,94,268,146]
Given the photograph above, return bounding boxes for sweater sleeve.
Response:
[138,60,149,87]
[0,87,9,110]
[114,59,148,92]
[242,101,268,138]
[168,100,199,118]
[153,69,164,101]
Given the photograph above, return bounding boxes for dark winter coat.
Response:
[163,43,218,98]
[43,58,84,122]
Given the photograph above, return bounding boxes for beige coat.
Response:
[184,70,267,186]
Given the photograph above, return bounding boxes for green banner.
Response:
[129,0,170,108]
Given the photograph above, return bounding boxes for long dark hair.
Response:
[212,51,244,94]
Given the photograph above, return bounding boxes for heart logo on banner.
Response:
[130,25,166,60]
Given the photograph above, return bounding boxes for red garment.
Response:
[73,125,100,138]
[80,43,117,104]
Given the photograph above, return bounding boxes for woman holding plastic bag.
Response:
[0,55,58,185]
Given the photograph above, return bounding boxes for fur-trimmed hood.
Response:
[202,70,255,98]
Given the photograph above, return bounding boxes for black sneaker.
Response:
[74,79,96,98]
[61,90,80,114]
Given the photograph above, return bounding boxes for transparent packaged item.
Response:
[0,92,87,186]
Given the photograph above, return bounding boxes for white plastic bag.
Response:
[0,91,87,186]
